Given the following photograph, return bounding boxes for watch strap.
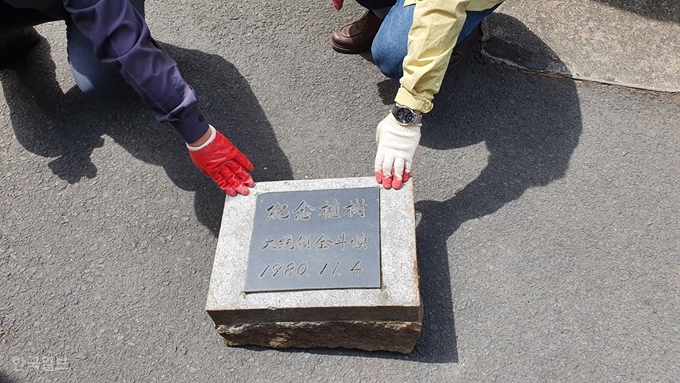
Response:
[391,104,422,126]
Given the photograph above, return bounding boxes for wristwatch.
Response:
[391,104,423,126]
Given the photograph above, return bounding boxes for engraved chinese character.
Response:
[297,235,312,249]
[12,356,26,372]
[351,233,369,249]
[54,357,69,371]
[266,203,290,220]
[293,201,315,220]
[315,234,334,249]
[344,198,367,218]
[262,237,279,250]
[278,235,295,250]
[334,232,348,250]
[318,199,340,219]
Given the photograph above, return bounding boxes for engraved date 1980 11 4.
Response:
[259,261,363,279]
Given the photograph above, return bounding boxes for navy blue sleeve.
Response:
[62,0,209,143]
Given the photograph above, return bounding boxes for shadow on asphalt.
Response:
[0,40,292,236]
[414,13,581,363]
[1,13,582,366]
[0,370,19,383]
[593,0,679,23]
[298,13,582,363]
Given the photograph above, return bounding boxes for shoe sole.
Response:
[330,37,370,55]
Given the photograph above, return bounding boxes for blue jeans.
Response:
[0,0,144,98]
[357,0,500,78]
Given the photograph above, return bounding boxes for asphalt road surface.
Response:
[1,1,678,382]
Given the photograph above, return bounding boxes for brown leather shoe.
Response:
[331,11,382,54]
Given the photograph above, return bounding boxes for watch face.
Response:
[394,107,415,124]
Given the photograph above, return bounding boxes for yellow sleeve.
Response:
[395,0,472,113]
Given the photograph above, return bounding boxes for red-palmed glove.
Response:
[187,125,255,196]
[332,0,343,10]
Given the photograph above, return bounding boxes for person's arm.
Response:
[375,0,504,189]
[62,0,254,195]
[62,0,207,143]
[394,0,471,113]
[375,0,468,189]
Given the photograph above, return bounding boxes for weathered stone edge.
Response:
[216,320,423,354]
[207,303,423,326]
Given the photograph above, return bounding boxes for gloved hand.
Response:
[374,113,421,190]
[187,125,255,196]
[332,0,343,10]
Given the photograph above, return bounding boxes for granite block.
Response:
[205,177,421,353]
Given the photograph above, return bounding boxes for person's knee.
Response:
[74,76,102,97]
[372,40,404,79]
[72,65,134,100]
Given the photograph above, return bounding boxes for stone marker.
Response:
[244,186,381,293]
[205,177,422,353]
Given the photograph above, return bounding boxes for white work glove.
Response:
[374,113,421,190]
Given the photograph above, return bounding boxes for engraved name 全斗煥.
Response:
[244,187,381,293]
[260,232,369,251]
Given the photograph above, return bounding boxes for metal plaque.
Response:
[244,187,381,293]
